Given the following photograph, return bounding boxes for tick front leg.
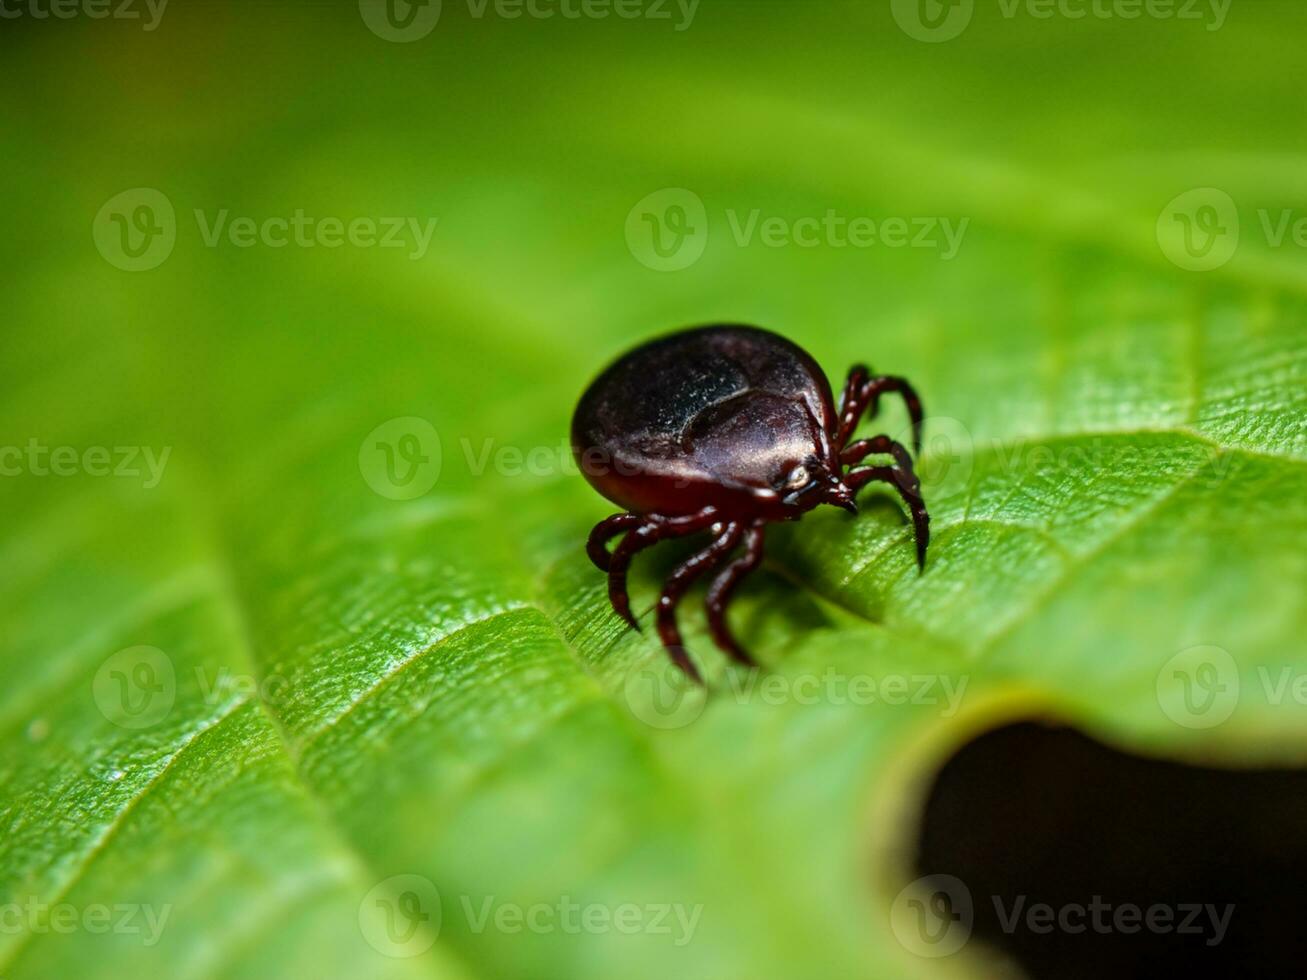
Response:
[835,365,925,456]
[845,464,930,570]
[836,363,871,444]
[586,512,644,571]
[655,522,744,684]
[842,434,918,485]
[606,507,717,631]
[705,523,766,666]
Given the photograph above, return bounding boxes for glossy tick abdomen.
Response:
[571,324,929,683]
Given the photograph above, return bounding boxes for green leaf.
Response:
[3,5,1306,978]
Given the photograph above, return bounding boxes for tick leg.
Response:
[836,363,871,441]
[586,513,643,571]
[835,365,925,457]
[843,434,924,533]
[841,434,915,475]
[705,523,766,666]
[846,464,931,570]
[607,507,718,631]
[656,522,744,684]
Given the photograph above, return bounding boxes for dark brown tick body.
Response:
[572,324,928,683]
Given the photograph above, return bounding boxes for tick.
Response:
[571,324,929,683]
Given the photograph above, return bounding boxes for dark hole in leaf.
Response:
[914,720,1307,979]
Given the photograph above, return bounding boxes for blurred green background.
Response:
[3,1,1306,978]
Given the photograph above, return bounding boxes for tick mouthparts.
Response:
[826,481,858,515]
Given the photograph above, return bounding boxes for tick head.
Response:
[779,457,857,515]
